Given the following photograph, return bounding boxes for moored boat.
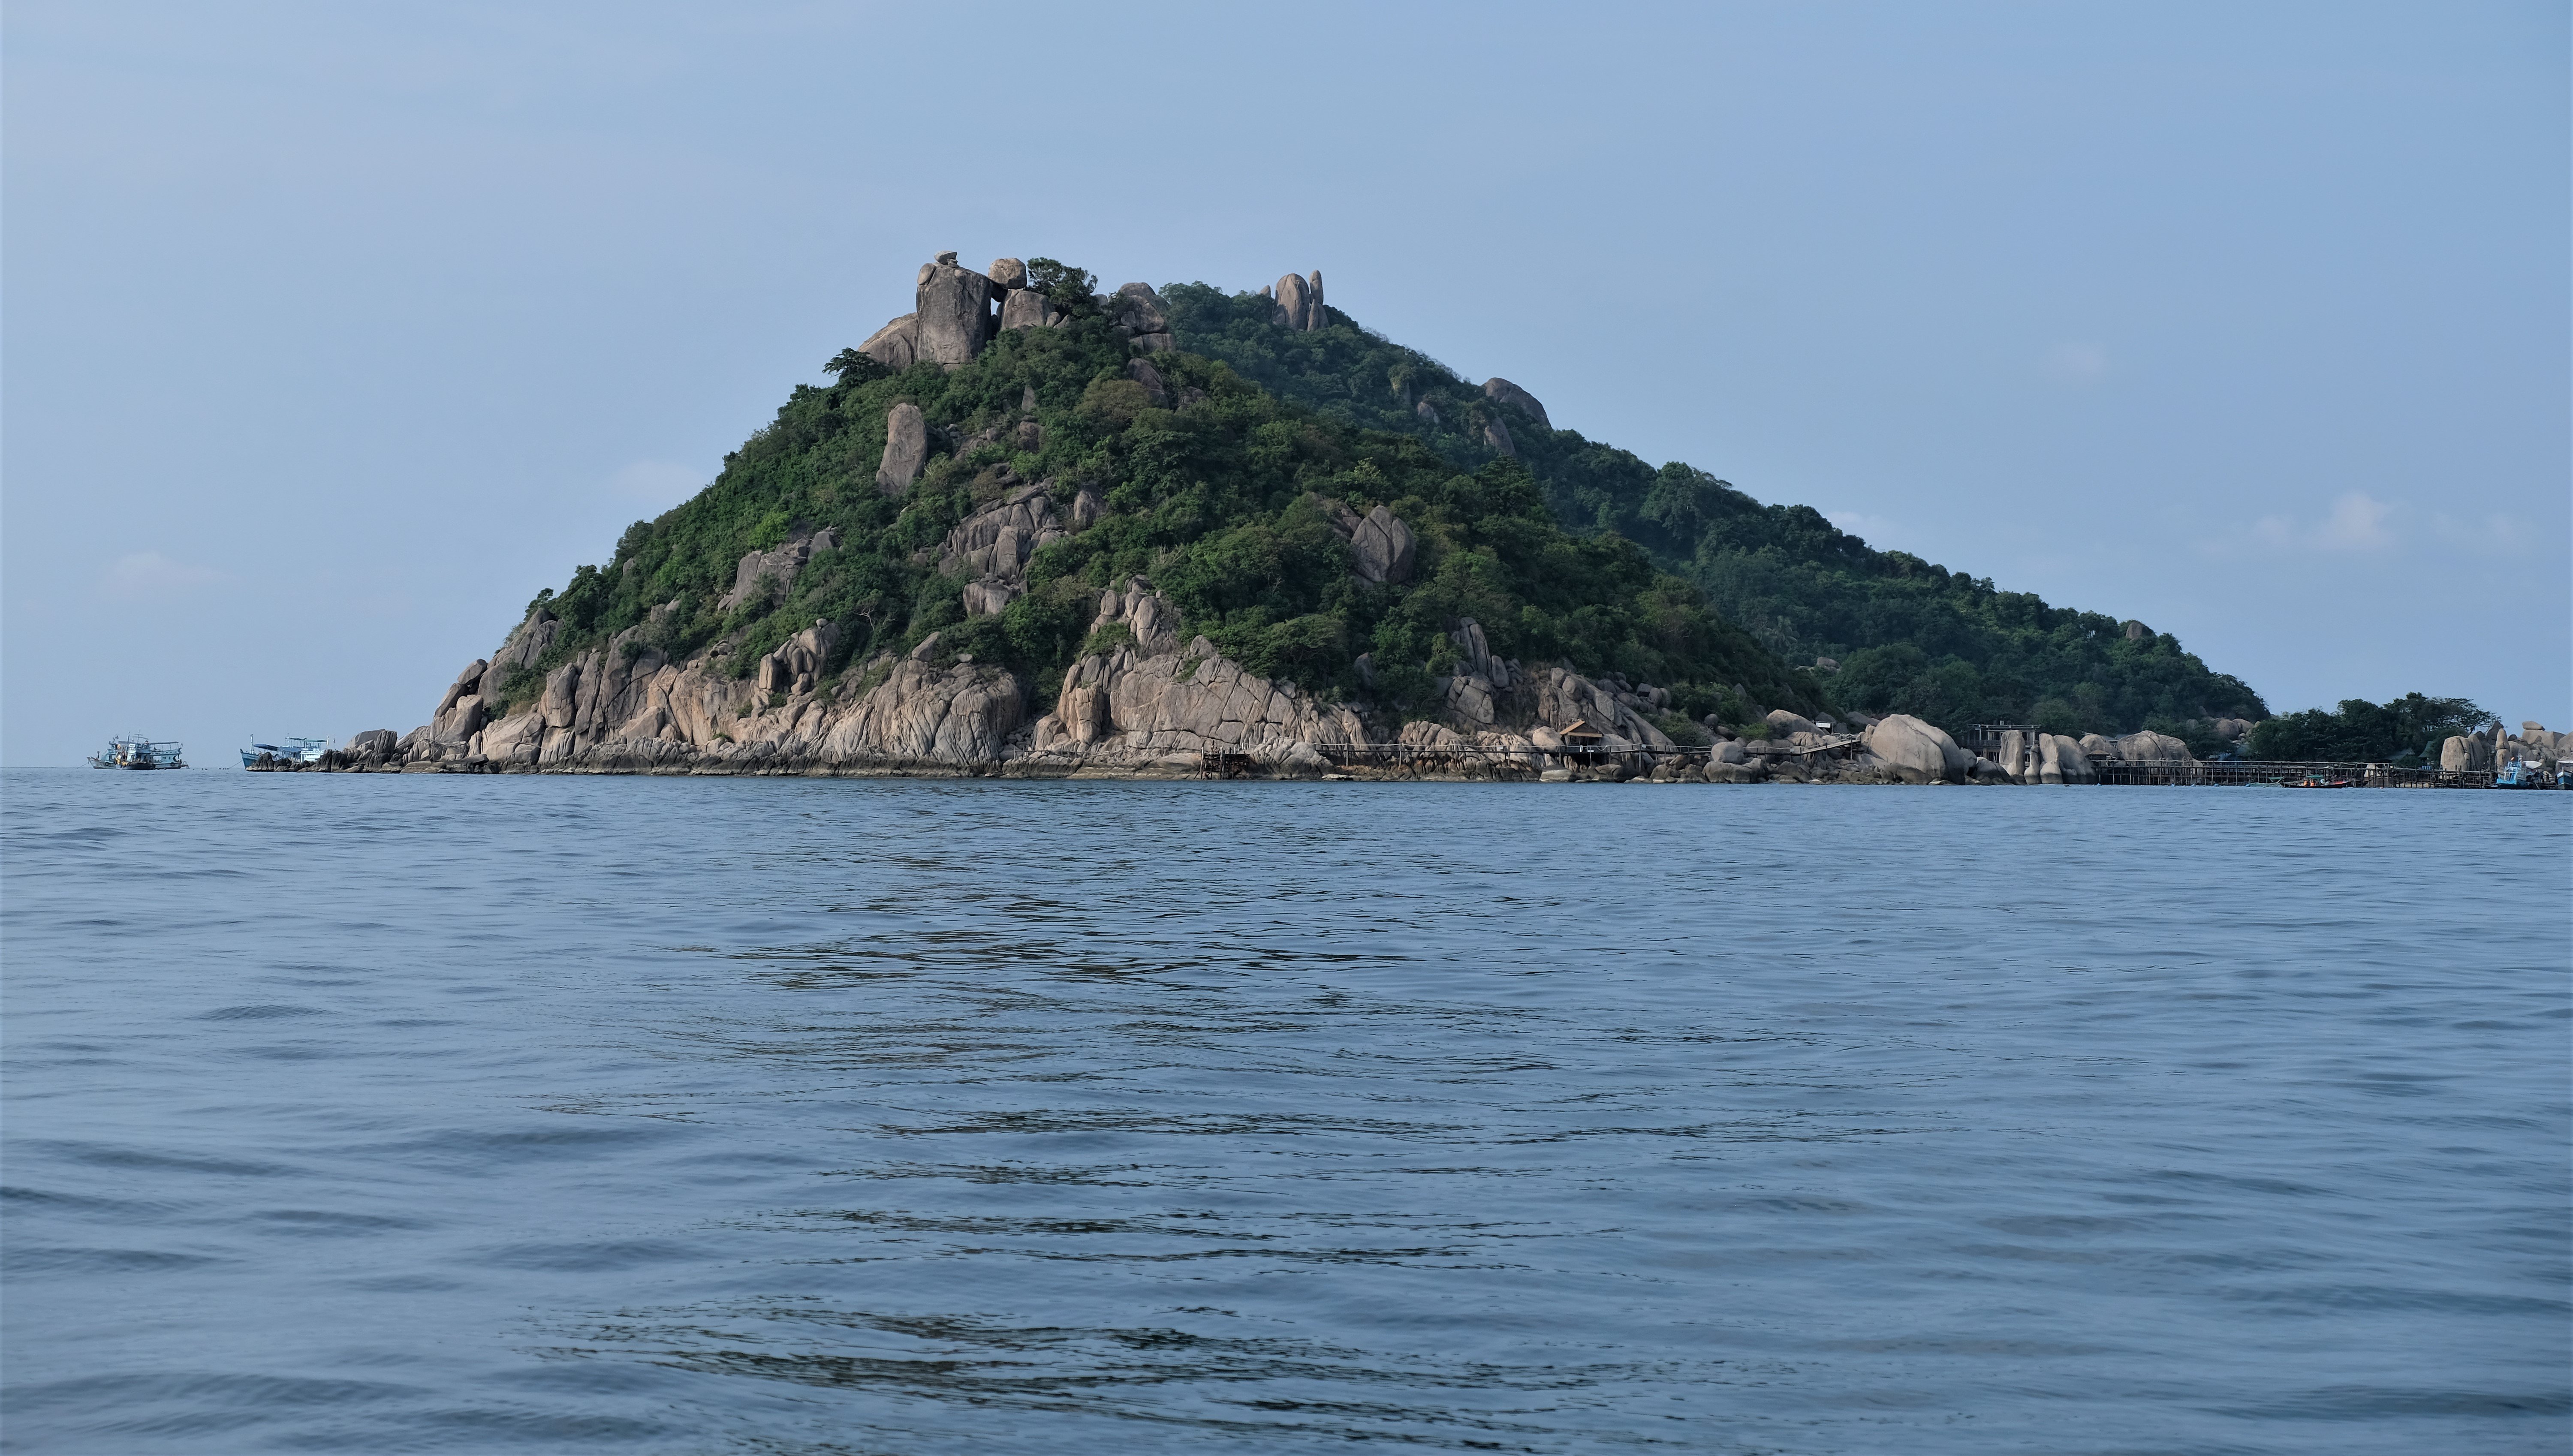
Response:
[242,737,329,770]
[89,733,186,770]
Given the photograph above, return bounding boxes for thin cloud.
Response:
[2205,491,2397,557]
[2430,510,2532,557]
[2314,491,2393,550]
[102,551,227,599]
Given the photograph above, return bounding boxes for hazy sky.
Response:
[6,2,2565,764]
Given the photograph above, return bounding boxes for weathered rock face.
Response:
[348,728,398,758]
[998,289,1057,331]
[1481,377,1550,429]
[1028,585,1369,766]
[988,257,1027,289]
[859,313,917,369]
[2440,734,2493,772]
[2210,717,2256,742]
[1451,618,1515,692]
[430,659,490,739]
[1350,505,1416,585]
[717,528,839,613]
[1766,709,1820,737]
[878,403,929,494]
[1861,714,1972,783]
[914,259,996,366]
[940,482,1070,615]
[1533,665,1673,750]
[1482,415,1515,457]
[812,650,1025,765]
[757,620,840,696]
[1090,576,1183,656]
[1414,399,1440,426]
[541,662,582,729]
[2121,620,2155,642]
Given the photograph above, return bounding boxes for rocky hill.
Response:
[356,252,2263,779]
[1160,283,2267,745]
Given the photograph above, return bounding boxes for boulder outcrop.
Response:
[987,257,1027,290]
[1273,272,1316,331]
[2035,733,2096,785]
[878,403,929,494]
[2440,733,2494,772]
[1860,714,1973,783]
[757,620,839,696]
[717,529,838,614]
[940,482,1071,616]
[1481,377,1550,429]
[859,313,917,369]
[1350,505,1416,586]
[998,289,1058,331]
[2083,729,2194,764]
[1108,283,1173,351]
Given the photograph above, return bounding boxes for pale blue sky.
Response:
[6,2,2565,764]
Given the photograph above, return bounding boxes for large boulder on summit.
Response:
[987,257,1027,289]
[998,289,1057,331]
[1861,713,1971,783]
[913,258,995,365]
[1108,283,1174,351]
[1273,272,1313,331]
[1481,377,1550,429]
[859,313,917,369]
[1350,505,1416,585]
[878,403,929,494]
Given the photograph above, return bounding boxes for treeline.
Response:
[1162,283,2267,739]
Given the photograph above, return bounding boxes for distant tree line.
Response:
[2242,694,2495,766]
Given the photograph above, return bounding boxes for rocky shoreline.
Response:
[301,573,2198,786]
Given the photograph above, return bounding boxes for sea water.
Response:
[3,770,2565,1455]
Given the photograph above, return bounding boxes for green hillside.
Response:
[1162,284,2267,742]
[503,274,1826,740]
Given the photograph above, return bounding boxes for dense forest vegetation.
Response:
[2241,694,2493,765]
[498,278,1826,740]
[1163,284,2268,739]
